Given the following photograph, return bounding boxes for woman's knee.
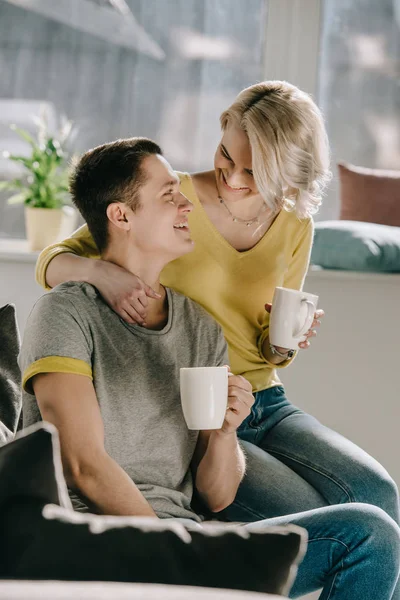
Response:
[375,472,399,517]
[297,504,400,597]
[351,468,399,521]
[352,503,400,567]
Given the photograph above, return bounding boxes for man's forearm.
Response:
[69,452,157,517]
[195,431,245,513]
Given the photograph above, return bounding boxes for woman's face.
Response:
[214,122,260,204]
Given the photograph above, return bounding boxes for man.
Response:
[20,137,254,518]
[20,138,400,599]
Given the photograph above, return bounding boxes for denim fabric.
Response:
[175,504,400,599]
[223,386,400,523]
[217,385,400,598]
[244,503,400,599]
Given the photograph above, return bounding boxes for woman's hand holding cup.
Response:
[265,302,324,350]
[266,287,324,352]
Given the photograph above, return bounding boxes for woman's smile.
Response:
[220,170,250,195]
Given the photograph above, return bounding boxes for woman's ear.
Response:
[106,202,130,231]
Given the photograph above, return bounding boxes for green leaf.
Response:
[0,180,19,191]
[8,155,34,170]
[2,114,74,209]
[7,192,27,205]
[11,126,36,147]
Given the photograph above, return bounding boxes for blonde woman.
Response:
[36,81,399,528]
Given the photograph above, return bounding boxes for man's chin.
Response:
[171,238,195,259]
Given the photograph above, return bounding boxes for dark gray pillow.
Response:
[0,304,22,444]
[0,424,306,597]
[0,421,72,510]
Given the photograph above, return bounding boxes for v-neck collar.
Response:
[187,175,283,259]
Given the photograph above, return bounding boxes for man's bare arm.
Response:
[192,373,253,513]
[33,372,157,517]
[46,254,160,325]
[193,429,246,513]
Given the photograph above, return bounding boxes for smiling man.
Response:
[17,138,400,599]
[20,137,253,518]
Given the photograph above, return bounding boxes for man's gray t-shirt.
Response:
[20,282,228,521]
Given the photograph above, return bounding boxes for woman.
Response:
[36,80,399,527]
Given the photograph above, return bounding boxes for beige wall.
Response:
[282,267,400,488]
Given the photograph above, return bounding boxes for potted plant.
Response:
[0,115,77,251]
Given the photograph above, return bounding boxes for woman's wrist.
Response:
[262,337,288,365]
[269,343,294,359]
[87,257,109,286]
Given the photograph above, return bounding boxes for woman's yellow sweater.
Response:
[36,172,314,392]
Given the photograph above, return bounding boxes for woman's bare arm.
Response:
[46,253,161,325]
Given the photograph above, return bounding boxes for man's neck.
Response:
[101,243,168,329]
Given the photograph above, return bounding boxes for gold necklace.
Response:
[218,196,268,227]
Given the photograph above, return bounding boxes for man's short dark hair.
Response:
[69,137,162,252]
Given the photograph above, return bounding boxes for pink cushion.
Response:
[338,162,400,227]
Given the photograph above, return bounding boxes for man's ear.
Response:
[106,203,130,231]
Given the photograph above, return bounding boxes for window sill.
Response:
[0,240,399,281]
[0,239,39,263]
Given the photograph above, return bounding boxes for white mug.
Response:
[180,366,228,430]
[269,287,319,351]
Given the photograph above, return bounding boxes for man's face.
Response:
[128,154,194,259]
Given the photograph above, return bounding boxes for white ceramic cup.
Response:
[180,366,228,430]
[269,287,319,351]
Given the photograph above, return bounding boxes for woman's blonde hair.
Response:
[220,80,331,219]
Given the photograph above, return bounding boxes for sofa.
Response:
[0,303,307,599]
[0,581,284,600]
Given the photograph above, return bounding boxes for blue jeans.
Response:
[245,503,400,599]
[218,385,400,598]
[177,504,400,599]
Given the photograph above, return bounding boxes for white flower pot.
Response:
[25,206,77,252]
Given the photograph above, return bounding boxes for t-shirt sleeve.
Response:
[214,324,230,368]
[35,224,100,291]
[20,292,93,394]
[195,302,229,368]
[258,217,314,368]
[282,217,314,291]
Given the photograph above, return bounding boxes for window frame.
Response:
[263,0,322,98]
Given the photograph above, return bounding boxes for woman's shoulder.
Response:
[281,209,314,233]
[177,171,194,190]
[176,171,198,204]
[275,211,314,252]
[177,171,191,182]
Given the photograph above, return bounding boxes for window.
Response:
[318,0,400,219]
[0,0,267,239]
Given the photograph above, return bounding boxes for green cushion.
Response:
[311,220,400,272]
